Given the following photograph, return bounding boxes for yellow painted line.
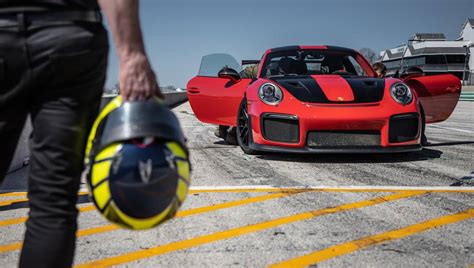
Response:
[0,192,28,198]
[0,192,296,253]
[0,217,26,227]
[77,225,119,237]
[1,186,472,206]
[76,191,298,238]
[0,242,22,253]
[0,198,29,207]
[0,191,89,208]
[79,205,96,213]
[75,191,425,267]
[0,191,89,197]
[0,189,297,207]
[0,205,95,228]
[176,191,298,217]
[0,189,282,206]
[271,208,474,268]
[0,190,293,228]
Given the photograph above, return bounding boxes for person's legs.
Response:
[0,104,28,181]
[20,86,103,267]
[225,127,238,145]
[215,125,229,139]
[19,23,108,267]
[0,27,30,182]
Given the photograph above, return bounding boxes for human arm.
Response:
[98,0,163,101]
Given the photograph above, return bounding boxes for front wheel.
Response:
[420,104,429,146]
[236,99,259,155]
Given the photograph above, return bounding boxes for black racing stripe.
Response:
[325,46,357,53]
[271,76,330,103]
[271,76,385,104]
[343,78,385,103]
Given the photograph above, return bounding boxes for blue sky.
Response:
[104,0,473,89]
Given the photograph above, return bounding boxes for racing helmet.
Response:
[84,96,190,230]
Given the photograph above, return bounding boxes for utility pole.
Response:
[462,42,472,86]
[462,45,468,86]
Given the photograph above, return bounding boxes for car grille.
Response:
[307,131,380,147]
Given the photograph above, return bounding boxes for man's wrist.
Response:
[119,50,148,65]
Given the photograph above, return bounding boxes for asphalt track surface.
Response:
[0,101,473,267]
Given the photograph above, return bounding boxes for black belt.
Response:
[0,10,102,27]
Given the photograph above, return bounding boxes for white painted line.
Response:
[79,185,89,193]
[428,125,474,134]
[188,185,474,192]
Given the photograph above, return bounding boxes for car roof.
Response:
[265,45,356,54]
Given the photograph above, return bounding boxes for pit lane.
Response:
[0,101,472,267]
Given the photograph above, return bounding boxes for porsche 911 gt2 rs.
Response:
[187,45,461,154]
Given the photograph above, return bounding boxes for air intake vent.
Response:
[261,114,299,143]
[389,113,419,143]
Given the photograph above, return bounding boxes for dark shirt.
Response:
[0,0,99,13]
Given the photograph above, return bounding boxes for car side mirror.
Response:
[218,67,241,82]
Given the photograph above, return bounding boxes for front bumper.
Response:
[249,142,422,154]
[247,99,422,152]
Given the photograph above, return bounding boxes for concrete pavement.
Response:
[0,101,473,267]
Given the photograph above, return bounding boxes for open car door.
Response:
[404,74,461,123]
[187,53,251,126]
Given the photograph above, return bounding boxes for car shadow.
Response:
[213,141,238,146]
[424,141,474,147]
[450,171,474,186]
[256,147,443,164]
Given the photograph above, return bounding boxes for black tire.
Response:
[236,99,259,155]
[420,105,429,146]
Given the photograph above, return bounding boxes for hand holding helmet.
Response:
[84,96,190,230]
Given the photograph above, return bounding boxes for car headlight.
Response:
[258,83,283,105]
[390,82,413,105]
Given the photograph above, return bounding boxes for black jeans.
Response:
[0,15,109,267]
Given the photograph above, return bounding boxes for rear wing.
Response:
[241,60,260,65]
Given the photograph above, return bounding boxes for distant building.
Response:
[160,85,177,92]
[379,19,473,85]
[458,19,474,42]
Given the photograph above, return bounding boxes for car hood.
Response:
[270,75,385,104]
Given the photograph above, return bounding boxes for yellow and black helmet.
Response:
[84,96,190,230]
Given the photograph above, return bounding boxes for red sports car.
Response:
[187,45,461,154]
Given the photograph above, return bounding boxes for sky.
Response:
[104,0,474,89]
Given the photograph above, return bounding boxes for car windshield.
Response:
[198,53,242,77]
[260,49,374,78]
